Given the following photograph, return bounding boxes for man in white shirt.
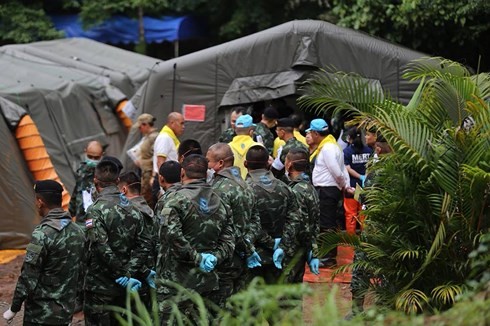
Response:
[151,112,185,200]
[308,119,349,267]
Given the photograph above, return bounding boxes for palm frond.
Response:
[403,57,471,81]
[431,284,464,306]
[395,289,430,314]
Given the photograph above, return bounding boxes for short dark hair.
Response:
[119,171,141,194]
[36,193,62,208]
[159,161,182,184]
[178,139,202,160]
[286,148,309,172]
[232,106,247,115]
[182,154,207,179]
[95,160,120,186]
[290,114,303,129]
[245,145,269,170]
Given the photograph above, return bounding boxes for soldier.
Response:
[177,139,202,163]
[118,171,158,310]
[69,140,104,224]
[254,106,279,155]
[3,180,84,325]
[218,107,246,143]
[271,117,308,179]
[244,145,302,284]
[156,154,235,323]
[134,113,159,208]
[284,148,321,282]
[154,161,182,215]
[206,143,262,304]
[84,160,151,326]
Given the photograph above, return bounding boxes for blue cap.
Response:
[235,114,256,128]
[306,119,328,132]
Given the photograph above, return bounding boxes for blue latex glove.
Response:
[359,175,366,187]
[199,253,218,272]
[273,248,284,269]
[115,276,129,287]
[146,270,156,289]
[309,258,320,275]
[246,251,262,268]
[116,277,142,292]
[273,238,282,251]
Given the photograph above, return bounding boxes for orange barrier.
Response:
[14,115,70,209]
[115,100,133,131]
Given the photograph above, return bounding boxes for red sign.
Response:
[182,104,206,122]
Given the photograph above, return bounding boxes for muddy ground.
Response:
[0,253,352,325]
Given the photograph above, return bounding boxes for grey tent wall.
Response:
[125,20,426,154]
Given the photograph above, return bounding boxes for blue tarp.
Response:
[51,15,203,44]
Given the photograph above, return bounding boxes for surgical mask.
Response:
[206,168,215,183]
[85,155,100,168]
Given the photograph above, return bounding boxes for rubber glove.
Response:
[359,175,366,187]
[273,248,284,269]
[199,253,217,272]
[127,278,142,292]
[273,238,282,251]
[146,270,156,289]
[246,251,262,268]
[3,308,16,321]
[115,276,129,287]
[307,250,320,275]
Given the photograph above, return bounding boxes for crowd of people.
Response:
[3,105,388,325]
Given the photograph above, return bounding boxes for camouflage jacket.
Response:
[69,162,95,223]
[129,196,158,274]
[254,122,275,155]
[156,179,235,296]
[245,169,301,264]
[11,208,84,324]
[84,186,151,295]
[211,166,262,258]
[279,137,309,165]
[218,128,236,143]
[287,173,320,257]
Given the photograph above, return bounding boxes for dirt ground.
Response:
[0,251,353,325]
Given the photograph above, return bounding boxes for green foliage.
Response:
[329,0,490,70]
[0,1,63,43]
[299,57,490,314]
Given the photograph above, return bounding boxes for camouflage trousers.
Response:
[84,291,125,326]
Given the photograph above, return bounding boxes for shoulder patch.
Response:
[85,218,94,229]
[25,243,42,264]
[199,197,210,214]
[259,175,272,185]
[119,193,130,207]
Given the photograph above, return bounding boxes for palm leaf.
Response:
[431,284,464,306]
[395,289,430,314]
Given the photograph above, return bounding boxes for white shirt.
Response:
[152,133,178,173]
[312,142,350,189]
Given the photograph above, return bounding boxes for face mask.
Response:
[206,168,215,183]
[85,155,100,168]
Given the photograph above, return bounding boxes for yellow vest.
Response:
[159,125,180,149]
[229,135,260,179]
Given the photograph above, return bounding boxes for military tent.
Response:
[124,20,427,158]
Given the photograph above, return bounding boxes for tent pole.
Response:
[172,63,177,112]
[174,41,179,58]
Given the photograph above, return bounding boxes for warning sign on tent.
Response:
[182,104,206,122]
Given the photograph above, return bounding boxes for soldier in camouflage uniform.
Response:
[3,180,84,325]
[156,154,235,323]
[154,161,182,220]
[84,160,151,326]
[118,171,159,310]
[253,106,279,156]
[206,143,262,305]
[284,148,321,282]
[271,118,309,179]
[134,114,159,208]
[244,145,302,284]
[69,140,104,224]
[218,107,246,143]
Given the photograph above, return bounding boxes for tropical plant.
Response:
[298,57,490,314]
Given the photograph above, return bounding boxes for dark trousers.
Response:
[316,186,342,260]
[84,291,125,326]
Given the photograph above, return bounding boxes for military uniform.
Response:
[245,169,301,283]
[254,122,275,155]
[156,179,235,321]
[287,172,320,283]
[69,162,96,223]
[218,127,236,143]
[279,138,309,165]
[84,186,151,326]
[139,130,159,208]
[210,166,262,303]
[11,208,84,325]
